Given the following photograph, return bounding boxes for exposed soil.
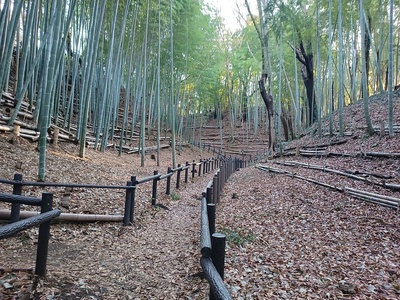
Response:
[1,92,400,299]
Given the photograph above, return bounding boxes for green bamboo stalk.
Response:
[338,0,344,137]
[79,0,107,158]
[0,0,23,91]
[156,0,162,166]
[388,0,394,137]
[38,0,63,181]
[170,0,176,168]
[140,0,151,167]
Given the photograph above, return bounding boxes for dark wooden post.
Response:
[212,175,218,204]
[176,164,181,189]
[152,171,158,206]
[123,181,133,226]
[130,176,136,224]
[206,186,212,204]
[220,163,224,189]
[166,167,172,195]
[10,173,23,223]
[35,193,53,276]
[192,160,196,179]
[184,162,189,183]
[212,233,226,278]
[198,160,202,177]
[207,203,216,235]
[216,171,221,204]
[210,233,227,300]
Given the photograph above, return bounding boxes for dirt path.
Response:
[1,173,214,299]
[42,175,212,299]
[0,139,216,299]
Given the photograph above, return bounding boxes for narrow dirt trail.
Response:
[1,171,215,299]
[0,139,218,299]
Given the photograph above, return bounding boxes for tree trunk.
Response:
[258,74,274,152]
[297,41,317,126]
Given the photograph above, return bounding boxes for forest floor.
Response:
[0,92,400,299]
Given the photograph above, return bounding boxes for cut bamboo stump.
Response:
[13,124,20,136]
[53,127,59,145]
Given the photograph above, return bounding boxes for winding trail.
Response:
[43,173,214,299]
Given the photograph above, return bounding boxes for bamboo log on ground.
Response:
[0,125,12,132]
[19,133,40,141]
[280,160,399,189]
[50,124,77,139]
[299,149,328,157]
[299,139,348,150]
[346,193,398,209]
[349,171,393,179]
[20,127,39,136]
[0,116,37,130]
[0,209,124,222]
[256,164,399,210]
[384,183,400,191]
[275,161,381,187]
[14,120,37,130]
[364,152,400,158]
[126,144,170,154]
[201,125,221,129]
[344,188,399,210]
[344,187,400,203]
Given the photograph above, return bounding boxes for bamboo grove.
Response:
[0,0,399,180]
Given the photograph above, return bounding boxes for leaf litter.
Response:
[0,93,400,299]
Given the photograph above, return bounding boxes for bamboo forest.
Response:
[0,0,399,178]
[1,0,400,299]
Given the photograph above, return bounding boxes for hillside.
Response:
[0,91,399,299]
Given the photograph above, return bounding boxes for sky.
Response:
[204,0,258,32]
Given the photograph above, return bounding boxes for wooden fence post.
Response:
[130,176,136,224]
[206,186,212,204]
[166,167,172,195]
[184,162,189,183]
[176,164,181,189]
[35,193,53,276]
[216,171,221,204]
[11,173,23,223]
[123,181,133,226]
[213,175,218,204]
[152,171,158,206]
[198,160,202,177]
[207,204,216,235]
[210,233,227,300]
[192,160,196,179]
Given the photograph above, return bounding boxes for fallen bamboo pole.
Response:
[344,187,400,203]
[256,164,399,210]
[276,161,380,187]
[0,210,124,222]
[384,183,400,191]
[345,192,398,209]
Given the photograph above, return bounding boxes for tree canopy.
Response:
[0,0,399,179]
